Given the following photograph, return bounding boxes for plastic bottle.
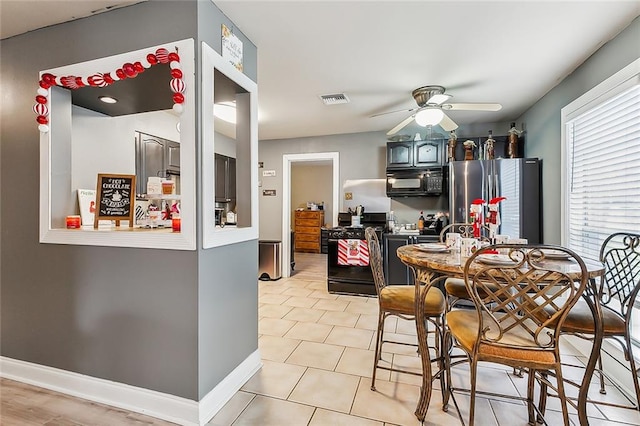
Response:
[418,211,425,231]
[388,210,395,231]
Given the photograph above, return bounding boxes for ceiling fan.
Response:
[378,85,502,136]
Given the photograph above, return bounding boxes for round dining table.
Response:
[396,244,605,424]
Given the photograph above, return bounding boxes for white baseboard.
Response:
[0,350,262,426]
[199,350,262,424]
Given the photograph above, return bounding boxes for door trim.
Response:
[281,152,339,278]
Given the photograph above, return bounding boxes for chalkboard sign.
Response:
[94,174,136,228]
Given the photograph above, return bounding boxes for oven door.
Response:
[327,237,377,296]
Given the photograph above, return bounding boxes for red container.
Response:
[66,215,81,229]
[172,217,181,232]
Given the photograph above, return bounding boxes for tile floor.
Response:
[211,252,640,426]
[2,252,640,425]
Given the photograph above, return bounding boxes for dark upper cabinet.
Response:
[414,140,442,167]
[386,141,414,168]
[215,153,236,203]
[387,140,443,169]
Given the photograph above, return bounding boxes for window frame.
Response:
[39,39,196,250]
[561,58,640,348]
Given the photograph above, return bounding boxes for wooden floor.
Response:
[0,378,177,425]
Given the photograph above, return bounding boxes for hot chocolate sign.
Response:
[94,174,136,228]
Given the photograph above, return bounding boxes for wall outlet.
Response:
[345,192,353,200]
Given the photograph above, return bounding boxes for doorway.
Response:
[281,152,339,278]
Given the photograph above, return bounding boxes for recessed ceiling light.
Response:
[99,96,118,104]
[214,101,236,124]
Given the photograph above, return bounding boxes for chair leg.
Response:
[442,328,452,412]
[597,352,606,395]
[537,371,548,424]
[436,316,446,398]
[469,359,478,426]
[555,364,571,426]
[371,311,385,391]
[526,368,536,426]
[625,340,640,409]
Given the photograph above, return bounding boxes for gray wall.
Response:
[258,131,387,240]
[196,1,259,400]
[1,0,259,402]
[517,16,640,244]
[258,124,510,239]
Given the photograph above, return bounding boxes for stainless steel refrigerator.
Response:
[449,158,541,243]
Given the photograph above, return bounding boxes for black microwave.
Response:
[386,167,445,197]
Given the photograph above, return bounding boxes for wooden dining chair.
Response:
[444,244,590,426]
[364,227,446,392]
[536,232,640,413]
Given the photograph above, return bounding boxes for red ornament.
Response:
[61,76,79,89]
[168,52,180,62]
[170,78,185,93]
[36,115,48,124]
[146,53,158,65]
[88,73,107,87]
[170,69,183,79]
[41,73,56,85]
[115,68,126,80]
[123,63,136,77]
[39,80,51,89]
[103,73,115,85]
[36,95,47,104]
[33,103,49,116]
[74,77,85,87]
[134,62,145,73]
[173,93,185,104]
[155,48,170,63]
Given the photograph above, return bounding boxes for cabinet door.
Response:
[384,235,412,285]
[414,140,442,166]
[138,135,165,195]
[215,154,228,202]
[166,141,181,173]
[386,142,414,168]
[228,157,236,201]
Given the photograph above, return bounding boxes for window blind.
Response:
[566,84,640,261]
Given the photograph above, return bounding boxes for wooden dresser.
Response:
[294,210,325,253]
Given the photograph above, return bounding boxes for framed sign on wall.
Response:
[94,173,136,228]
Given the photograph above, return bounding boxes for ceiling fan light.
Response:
[415,108,444,126]
[214,102,236,124]
[427,94,451,105]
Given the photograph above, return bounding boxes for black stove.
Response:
[325,226,384,240]
[327,212,387,296]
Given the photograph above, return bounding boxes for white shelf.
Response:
[138,194,181,201]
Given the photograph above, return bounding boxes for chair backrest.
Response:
[463,244,589,351]
[439,222,491,242]
[365,227,386,296]
[599,232,640,317]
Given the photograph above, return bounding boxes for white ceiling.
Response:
[3,1,639,141]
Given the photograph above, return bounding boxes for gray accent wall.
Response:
[517,16,640,244]
[1,0,259,402]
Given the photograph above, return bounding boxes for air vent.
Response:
[319,93,350,105]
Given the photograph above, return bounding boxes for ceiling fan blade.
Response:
[439,113,458,132]
[444,102,502,111]
[370,107,416,118]
[386,115,415,136]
